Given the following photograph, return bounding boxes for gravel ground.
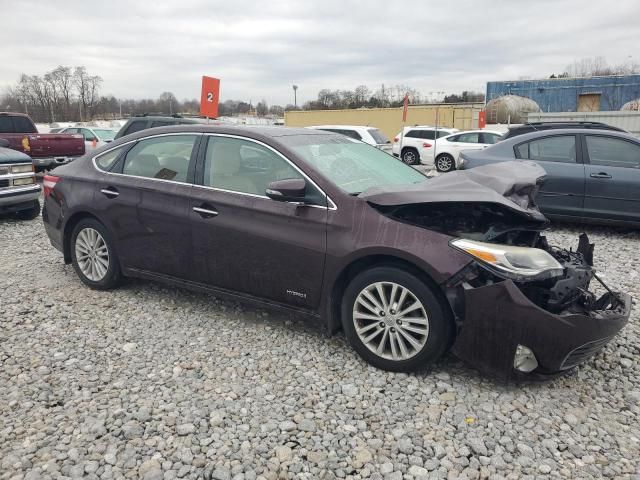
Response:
[1,216,639,480]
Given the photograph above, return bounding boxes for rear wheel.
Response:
[71,218,121,289]
[401,148,419,165]
[15,200,41,220]
[341,266,454,372]
[435,153,455,172]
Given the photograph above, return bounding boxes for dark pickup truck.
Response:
[0,112,85,171]
[0,139,41,219]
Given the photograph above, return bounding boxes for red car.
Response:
[0,113,85,171]
[41,125,631,380]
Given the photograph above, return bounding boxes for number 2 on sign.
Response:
[207,92,214,102]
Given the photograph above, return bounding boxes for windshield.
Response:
[280,134,427,194]
[368,128,390,144]
[94,129,117,140]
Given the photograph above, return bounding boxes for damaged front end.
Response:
[445,233,630,380]
[362,162,631,380]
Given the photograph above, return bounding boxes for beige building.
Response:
[284,103,484,138]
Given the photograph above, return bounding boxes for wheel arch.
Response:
[62,211,106,264]
[324,253,454,336]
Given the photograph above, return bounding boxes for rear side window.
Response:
[122,135,197,182]
[405,130,422,139]
[95,146,126,171]
[454,132,480,143]
[585,136,640,169]
[481,132,502,144]
[515,135,576,163]
[12,116,36,133]
[123,121,147,136]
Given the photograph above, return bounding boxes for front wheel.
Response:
[341,266,454,372]
[71,218,122,290]
[435,154,456,173]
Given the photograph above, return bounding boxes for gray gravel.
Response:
[1,216,639,480]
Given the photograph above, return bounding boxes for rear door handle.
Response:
[100,188,119,198]
[193,206,219,217]
[590,172,612,179]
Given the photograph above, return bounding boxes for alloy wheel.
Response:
[402,150,416,165]
[352,281,430,361]
[75,227,110,281]
[437,155,454,172]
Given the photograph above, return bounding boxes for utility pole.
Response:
[292,85,298,108]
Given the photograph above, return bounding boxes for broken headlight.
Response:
[451,238,564,281]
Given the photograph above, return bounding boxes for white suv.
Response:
[306,125,392,153]
[391,126,459,165]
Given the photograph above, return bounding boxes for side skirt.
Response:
[123,267,323,321]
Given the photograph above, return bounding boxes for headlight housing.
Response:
[451,238,563,281]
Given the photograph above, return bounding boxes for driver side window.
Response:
[203,136,302,196]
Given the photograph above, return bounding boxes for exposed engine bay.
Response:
[373,200,625,318]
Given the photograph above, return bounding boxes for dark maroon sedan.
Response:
[42,126,631,380]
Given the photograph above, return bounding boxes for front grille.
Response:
[560,336,612,370]
[0,178,10,188]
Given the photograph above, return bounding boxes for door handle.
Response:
[590,172,612,179]
[193,206,219,217]
[100,188,119,198]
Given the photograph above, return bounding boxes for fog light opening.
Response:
[514,345,538,373]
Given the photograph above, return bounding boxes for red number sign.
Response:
[200,76,220,118]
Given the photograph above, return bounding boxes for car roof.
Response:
[126,115,201,123]
[500,128,640,143]
[109,124,330,144]
[307,125,376,130]
[446,129,503,136]
[406,125,457,130]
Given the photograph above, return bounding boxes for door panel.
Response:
[190,134,328,309]
[515,135,585,217]
[190,188,327,308]
[92,133,199,278]
[582,134,640,223]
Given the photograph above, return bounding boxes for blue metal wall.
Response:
[486,75,640,112]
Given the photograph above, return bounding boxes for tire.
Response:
[70,218,122,290]
[341,266,454,372]
[401,148,419,165]
[435,154,455,173]
[15,200,41,220]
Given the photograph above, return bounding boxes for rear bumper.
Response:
[451,279,631,381]
[0,184,41,211]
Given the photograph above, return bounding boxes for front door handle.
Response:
[193,206,219,217]
[590,172,612,179]
[100,187,119,198]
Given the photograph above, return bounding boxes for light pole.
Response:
[292,85,298,108]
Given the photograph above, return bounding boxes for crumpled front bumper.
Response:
[451,279,631,381]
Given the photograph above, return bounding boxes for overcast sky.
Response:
[1,0,638,106]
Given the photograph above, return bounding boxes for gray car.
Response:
[459,128,640,226]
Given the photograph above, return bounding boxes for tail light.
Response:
[43,175,59,198]
[393,137,399,143]
[423,142,432,148]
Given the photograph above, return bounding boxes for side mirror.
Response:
[0,139,9,148]
[266,178,307,203]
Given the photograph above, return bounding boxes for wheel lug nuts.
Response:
[397,320,402,325]
[379,311,385,316]
[379,322,386,328]
[390,327,396,333]
[390,309,396,315]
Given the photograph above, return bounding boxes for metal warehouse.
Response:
[486,74,640,112]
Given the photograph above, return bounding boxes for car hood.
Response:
[0,147,32,164]
[359,160,548,222]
